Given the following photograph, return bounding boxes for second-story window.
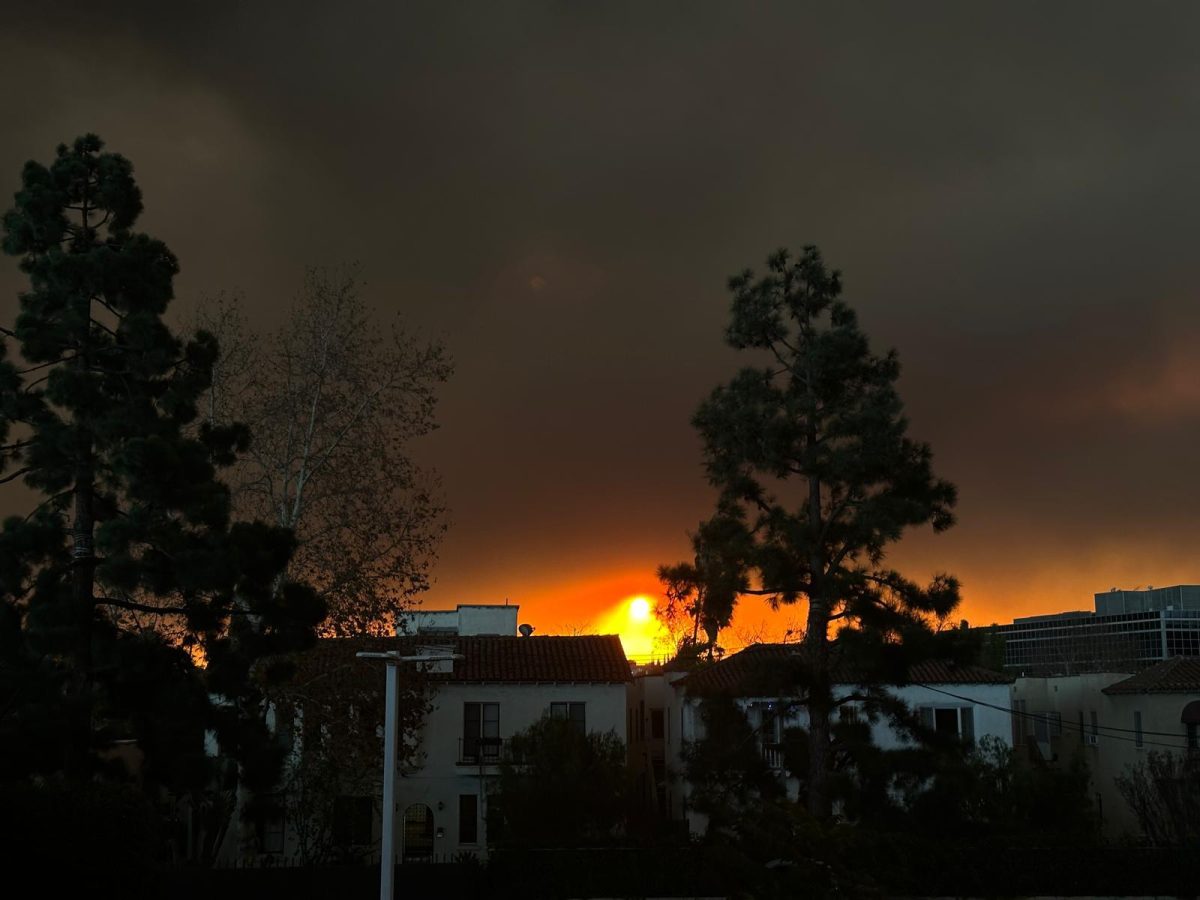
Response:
[550,701,586,733]
[919,705,976,744]
[464,702,500,762]
[650,709,664,740]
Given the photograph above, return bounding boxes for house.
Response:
[1010,659,1200,838]
[388,632,631,860]
[628,644,1014,834]
[220,626,632,864]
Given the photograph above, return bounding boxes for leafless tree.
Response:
[1115,751,1200,846]
[267,651,430,865]
[196,266,452,635]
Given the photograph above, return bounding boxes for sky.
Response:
[4,3,1200,656]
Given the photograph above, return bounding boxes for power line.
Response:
[915,682,1192,751]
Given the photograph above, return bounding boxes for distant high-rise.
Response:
[996,585,1200,675]
[1092,584,1200,615]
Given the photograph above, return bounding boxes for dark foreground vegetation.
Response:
[11,820,1200,900]
[162,846,1200,900]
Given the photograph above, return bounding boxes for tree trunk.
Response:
[803,396,832,819]
[803,604,833,820]
[67,200,97,781]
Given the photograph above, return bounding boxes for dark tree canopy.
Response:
[0,135,322,794]
[488,715,628,848]
[662,246,962,817]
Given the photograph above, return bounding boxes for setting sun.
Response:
[591,593,668,663]
[630,596,652,622]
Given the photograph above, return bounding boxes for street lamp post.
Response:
[357,649,462,900]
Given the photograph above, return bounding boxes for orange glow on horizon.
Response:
[422,551,1200,659]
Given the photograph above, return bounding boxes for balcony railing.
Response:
[457,737,519,766]
[761,742,785,771]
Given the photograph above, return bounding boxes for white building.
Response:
[393,632,631,860]
[629,644,1014,833]
[1013,658,1200,838]
[229,630,632,863]
[396,602,524,638]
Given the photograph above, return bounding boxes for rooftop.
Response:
[289,634,631,686]
[681,643,1011,696]
[1103,656,1200,694]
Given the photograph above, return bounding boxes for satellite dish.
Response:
[518,623,534,637]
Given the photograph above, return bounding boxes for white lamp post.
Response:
[357,648,462,900]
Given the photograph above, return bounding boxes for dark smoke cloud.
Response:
[4,2,1200,625]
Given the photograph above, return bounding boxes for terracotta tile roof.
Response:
[680,643,1011,696]
[1103,657,1200,694]
[909,659,1013,685]
[289,634,631,685]
[681,644,800,695]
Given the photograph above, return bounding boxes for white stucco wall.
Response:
[662,679,1015,837]
[1014,674,1199,838]
[878,683,1013,750]
[393,680,628,859]
[627,671,688,820]
[396,604,520,636]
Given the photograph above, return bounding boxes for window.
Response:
[271,702,296,754]
[1013,699,1027,745]
[1135,711,1143,748]
[459,794,478,844]
[761,707,782,744]
[960,707,974,743]
[650,709,664,739]
[1090,710,1098,737]
[333,796,373,846]
[919,706,974,743]
[1182,700,1200,751]
[255,794,285,854]
[463,702,500,762]
[550,702,586,733]
[261,815,285,854]
[1033,711,1062,744]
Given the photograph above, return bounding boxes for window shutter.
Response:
[483,703,500,738]
[919,706,934,730]
[960,706,975,744]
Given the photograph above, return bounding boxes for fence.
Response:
[168,844,1200,899]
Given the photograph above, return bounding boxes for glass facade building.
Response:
[996,585,1200,675]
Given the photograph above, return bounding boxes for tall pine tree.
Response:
[665,246,961,818]
[0,135,323,792]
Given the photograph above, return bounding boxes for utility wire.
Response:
[915,682,1193,751]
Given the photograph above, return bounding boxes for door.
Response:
[402,804,434,861]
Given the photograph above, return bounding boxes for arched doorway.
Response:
[1181,700,1200,750]
[402,804,434,861]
